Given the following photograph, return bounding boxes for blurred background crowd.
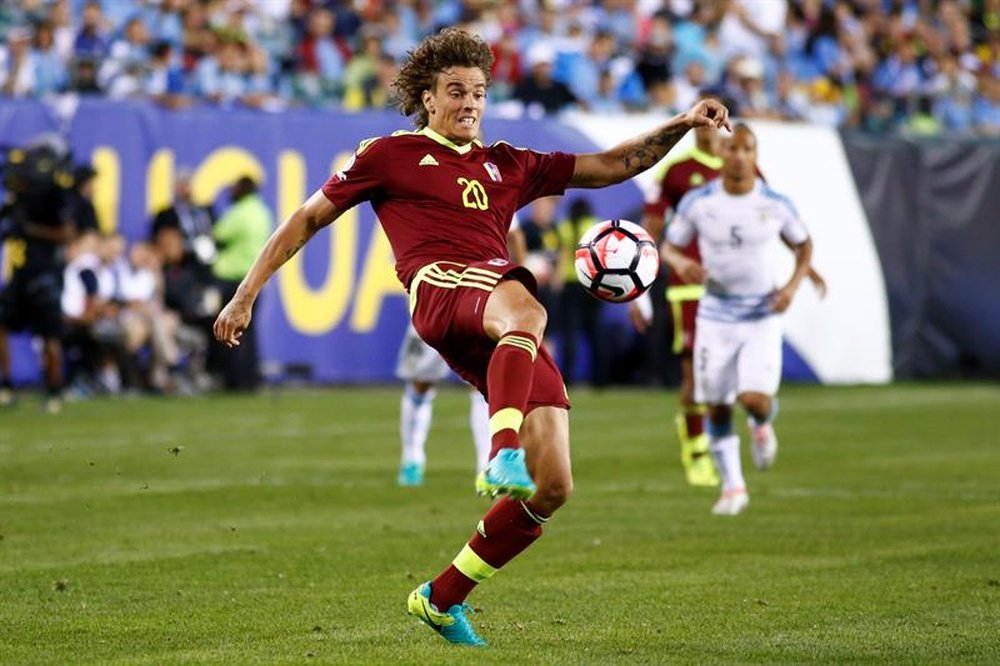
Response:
[0,0,996,135]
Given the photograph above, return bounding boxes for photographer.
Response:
[0,136,76,412]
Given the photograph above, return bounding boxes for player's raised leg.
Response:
[742,392,778,470]
[474,279,546,499]
[738,316,783,471]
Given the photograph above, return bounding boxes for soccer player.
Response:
[213,28,730,645]
[662,123,812,516]
[636,118,826,488]
[638,116,727,487]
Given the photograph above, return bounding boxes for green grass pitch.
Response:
[2,384,999,664]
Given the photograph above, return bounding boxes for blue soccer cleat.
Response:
[407,582,487,646]
[397,462,425,487]
[475,448,535,499]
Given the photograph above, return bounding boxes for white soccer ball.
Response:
[574,219,659,303]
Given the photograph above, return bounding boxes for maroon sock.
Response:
[684,405,705,438]
[429,498,548,610]
[486,331,538,459]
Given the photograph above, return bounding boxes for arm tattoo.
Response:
[282,236,308,262]
[619,124,690,175]
[281,217,324,262]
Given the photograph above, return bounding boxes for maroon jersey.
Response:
[643,147,723,288]
[321,127,576,289]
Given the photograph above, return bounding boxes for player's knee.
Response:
[706,406,733,437]
[738,393,770,418]
[514,299,547,340]
[534,475,573,511]
[411,380,434,394]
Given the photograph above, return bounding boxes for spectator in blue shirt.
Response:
[32,19,68,95]
[564,31,617,108]
[99,15,149,91]
[74,1,108,59]
[972,73,1000,136]
[144,39,188,108]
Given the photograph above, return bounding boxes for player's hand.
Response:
[808,267,828,299]
[676,258,707,285]
[771,285,797,313]
[214,297,253,348]
[683,98,731,132]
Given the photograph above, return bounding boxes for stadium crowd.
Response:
[0,0,996,135]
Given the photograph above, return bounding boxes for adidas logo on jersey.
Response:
[419,154,439,166]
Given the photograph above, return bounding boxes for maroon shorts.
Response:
[409,259,570,411]
[667,285,705,355]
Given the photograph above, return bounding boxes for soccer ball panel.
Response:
[597,272,637,301]
[599,234,637,271]
[634,244,659,288]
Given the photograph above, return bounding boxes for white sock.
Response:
[469,390,490,474]
[709,433,746,492]
[400,384,435,466]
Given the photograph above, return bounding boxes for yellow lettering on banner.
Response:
[146,149,174,215]
[91,147,119,233]
[277,150,355,334]
[192,147,265,207]
[351,223,405,332]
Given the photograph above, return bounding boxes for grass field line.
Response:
[0,543,268,575]
[0,474,402,506]
[769,484,1000,503]
[582,479,1000,503]
[787,390,1000,412]
[6,409,668,454]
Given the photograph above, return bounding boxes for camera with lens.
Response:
[0,135,75,241]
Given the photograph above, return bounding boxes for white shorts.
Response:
[693,315,783,405]
[395,323,450,383]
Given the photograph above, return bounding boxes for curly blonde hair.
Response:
[393,28,493,128]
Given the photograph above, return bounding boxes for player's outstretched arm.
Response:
[214,190,340,348]
[569,99,731,189]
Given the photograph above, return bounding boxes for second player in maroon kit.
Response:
[640,125,725,487]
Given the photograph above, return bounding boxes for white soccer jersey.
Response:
[667,178,809,323]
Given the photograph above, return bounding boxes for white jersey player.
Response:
[663,124,813,516]
[396,322,491,486]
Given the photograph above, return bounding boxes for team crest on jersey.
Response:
[488,258,508,266]
[483,162,502,182]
